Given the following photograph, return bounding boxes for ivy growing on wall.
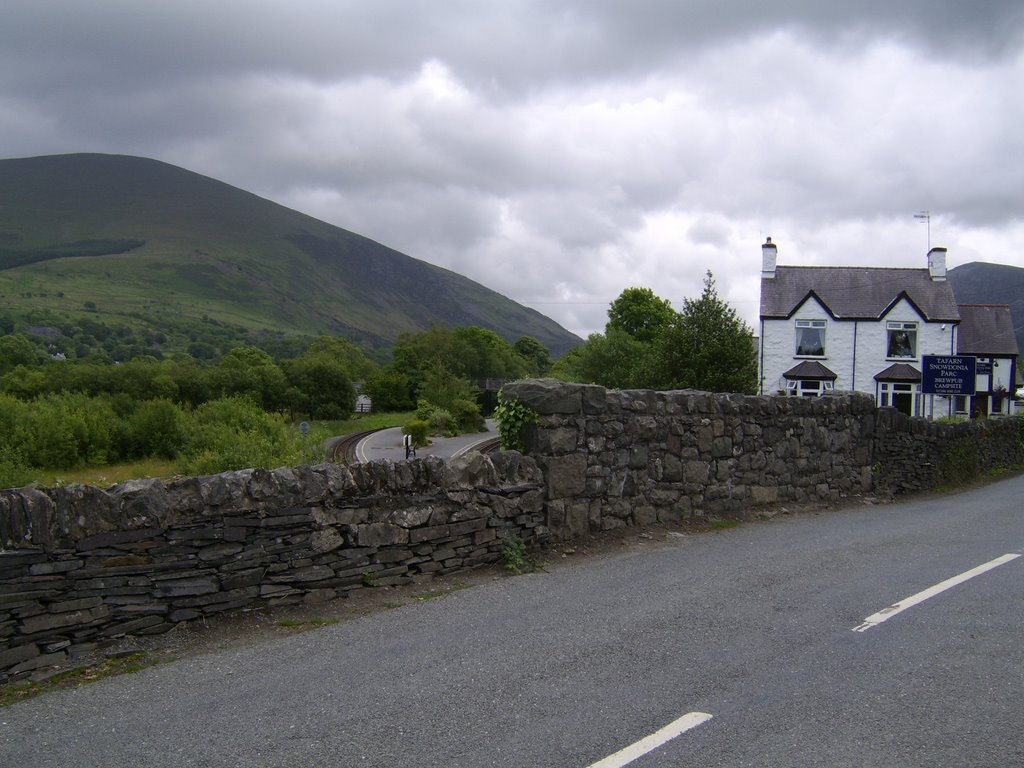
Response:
[493,390,539,452]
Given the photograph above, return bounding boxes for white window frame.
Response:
[878,381,920,415]
[795,319,827,358]
[886,321,918,360]
[786,378,834,397]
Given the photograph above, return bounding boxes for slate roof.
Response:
[760,266,961,321]
[782,361,837,380]
[874,363,922,382]
[956,304,1020,356]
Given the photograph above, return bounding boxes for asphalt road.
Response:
[3,475,1022,767]
[355,420,498,462]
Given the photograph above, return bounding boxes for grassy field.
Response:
[30,411,416,488]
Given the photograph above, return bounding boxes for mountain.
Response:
[947,262,1024,354]
[0,153,581,356]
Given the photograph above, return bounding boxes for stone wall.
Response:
[3,379,1022,683]
[501,379,1024,538]
[871,406,1024,494]
[502,379,879,538]
[0,452,544,683]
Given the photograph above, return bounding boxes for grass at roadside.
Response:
[313,411,415,435]
[36,458,179,488]
[0,651,173,708]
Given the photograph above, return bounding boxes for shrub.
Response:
[0,445,34,490]
[451,397,485,433]
[128,399,185,460]
[403,418,430,448]
[177,396,301,475]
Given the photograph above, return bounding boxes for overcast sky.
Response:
[3,1,1023,339]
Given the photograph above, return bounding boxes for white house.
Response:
[758,238,962,417]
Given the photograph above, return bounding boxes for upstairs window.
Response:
[795,319,826,357]
[886,321,917,359]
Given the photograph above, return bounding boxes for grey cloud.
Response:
[2,0,1023,340]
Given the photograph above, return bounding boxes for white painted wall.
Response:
[760,295,959,410]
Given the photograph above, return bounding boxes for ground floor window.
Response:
[786,379,834,397]
[878,382,919,416]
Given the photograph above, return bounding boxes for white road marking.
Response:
[586,711,713,768]
[853,552,1020,632]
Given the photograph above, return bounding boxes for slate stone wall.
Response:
[0,452,544,683]
[501,379,879,538]
[501,379,1024,538]
[871,406,1024,494]
[3,379,1021,683]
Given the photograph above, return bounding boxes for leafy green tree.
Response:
[364,369,416,411]
[128,399,185,459]
[392,326,528,391]
[0,334,43,375]
[606,287,677,343]
[283,355,356,419]
[1,365,47,399]
[302,336,378,382]
[211,347,288,410]
[450,327,528,380]
[513,336,552,377]
[549,328,654,389]
[650,271,757,394]
[418,363,477,408]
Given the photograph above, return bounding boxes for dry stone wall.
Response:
[0,452,544,683]
[501,379,879,538]
[501,379,1024,538]
[3,378,1022,683]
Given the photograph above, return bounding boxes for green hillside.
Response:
[0,153,581,357]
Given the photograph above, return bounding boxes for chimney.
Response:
[761,237,777,279]
[928,246,947,281]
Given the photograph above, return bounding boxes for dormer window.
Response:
[795,319,826,357]
[886,321,917,359]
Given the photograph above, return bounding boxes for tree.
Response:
[0,334,43,375]
[283,356,356,419]
[364,369,416,411]
[513,336,552,376]
[606,287,677,343]
[211,347,288,410]
[549,328,654,390]
[650,271,757,394]
[302,337,377,382]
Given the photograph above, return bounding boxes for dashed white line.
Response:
[853,552,1021,632]
[585,711,713,768]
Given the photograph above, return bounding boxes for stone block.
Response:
[19,605,110,635]
[152,576,219,598]
[357,523,409,547]
[29,559,84,576]
[541,454,587,500]
[0,642,39,669]
[502,378,583,415]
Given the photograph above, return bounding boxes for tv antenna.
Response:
[914,210,931,249]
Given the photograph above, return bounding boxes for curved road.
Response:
[3,474,1023,767]
[354,419,498,463]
